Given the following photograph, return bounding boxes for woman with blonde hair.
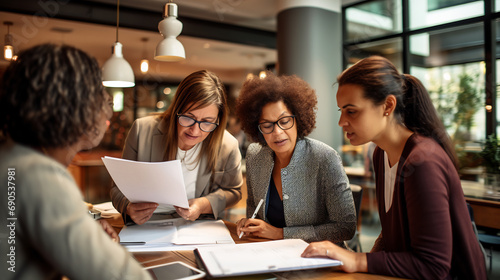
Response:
[111,70,243,224]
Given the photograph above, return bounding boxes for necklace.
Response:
[178,143,201,171]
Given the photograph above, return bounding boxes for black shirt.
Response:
[266,178,286,228]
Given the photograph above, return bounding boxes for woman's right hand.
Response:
[236,218,283,240]
[126,202,158,225]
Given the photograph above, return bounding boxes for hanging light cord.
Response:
[115,0,120,42]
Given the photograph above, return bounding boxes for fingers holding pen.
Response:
[236,218,249,237]
[237,219,272,238]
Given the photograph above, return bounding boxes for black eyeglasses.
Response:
[177,114,219,132]
[258,115,295,134]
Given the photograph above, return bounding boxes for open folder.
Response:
[101,156,189,208]
[195,239,342,278]
[118,219,234,252]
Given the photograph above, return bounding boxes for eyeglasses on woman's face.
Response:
[258,115,295,134]
[177,114,219,132]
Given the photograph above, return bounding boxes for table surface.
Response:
[461,180,500,203]
[106,215,407,280]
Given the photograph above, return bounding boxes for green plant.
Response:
[480,134,500,174]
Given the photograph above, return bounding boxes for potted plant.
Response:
[480,134,500,190]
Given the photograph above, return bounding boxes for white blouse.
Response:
[384,151,399,213]
[156,143,201,213]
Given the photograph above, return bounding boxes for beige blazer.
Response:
[0,140,151,280]
[111,115,243,223]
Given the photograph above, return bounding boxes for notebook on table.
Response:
[194,239,342,278]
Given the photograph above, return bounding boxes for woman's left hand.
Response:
[236,218,284,240]
[175,197,211,221]
[301,241,367,273]
[98,219,119,243]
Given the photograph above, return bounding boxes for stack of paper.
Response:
[92,201,119,218]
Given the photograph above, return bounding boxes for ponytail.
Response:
[338,56,458,169]
[402,75,458,168]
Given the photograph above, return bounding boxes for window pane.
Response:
[345,37,402,68]
[496,59,500,136]
[496,19,500,135]
[409,23,486,171]
[345,0,401,43]
[497,0,500,12]
[409,0,484,30]
[409,23,484,67]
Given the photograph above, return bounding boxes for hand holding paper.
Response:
[102,156,189,208]
[174,197,211,221]
[127,202,159,225]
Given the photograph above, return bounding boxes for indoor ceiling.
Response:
[0,0,357,85]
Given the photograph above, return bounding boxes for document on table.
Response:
[118,219,234,252]
[101,156,189,208]
[92,201,119,218]
[195,239,342,277]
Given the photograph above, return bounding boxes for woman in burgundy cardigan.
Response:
[302,56,487,280]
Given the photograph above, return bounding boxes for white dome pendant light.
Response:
[154,1,185,62]
[102,0,135,88]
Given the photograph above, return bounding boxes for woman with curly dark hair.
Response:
[235,73,356,244]
[0,44,151,279]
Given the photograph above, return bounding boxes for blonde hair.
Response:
[161,70,228,172]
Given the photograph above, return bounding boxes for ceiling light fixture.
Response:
[102,0,135,88]
[4,21,14,61]
[140,37,149,74]
[154,1,185,62]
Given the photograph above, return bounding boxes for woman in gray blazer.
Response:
[111,70,243,225]
[235,73,356,244]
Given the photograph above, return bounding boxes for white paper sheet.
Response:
[102,156,189,208]
[173,220,234,245]
[196,239,342,277]
[92,201,119,218]
[118,219,234,252]
[119,220,177,244]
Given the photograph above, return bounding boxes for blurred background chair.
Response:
[468,203,500,274]
[348,184,363,252]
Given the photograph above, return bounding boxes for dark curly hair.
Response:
[0,43,106,148]
[236,73,317,145]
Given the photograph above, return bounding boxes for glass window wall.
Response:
[409,0,483,30]
[343,0,498,176]
[344,0,401,43]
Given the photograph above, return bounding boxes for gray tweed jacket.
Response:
[245,137,356,244]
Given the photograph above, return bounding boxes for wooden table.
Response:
[67,150,121,203]
[105,215,407,280]
[461,180,500,230]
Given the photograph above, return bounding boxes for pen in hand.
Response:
[239,198,264,239]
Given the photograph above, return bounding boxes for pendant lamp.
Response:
[4,21,14,61]
[140,37,149,74]
[154,1,185,62]
[102,0,135,88]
